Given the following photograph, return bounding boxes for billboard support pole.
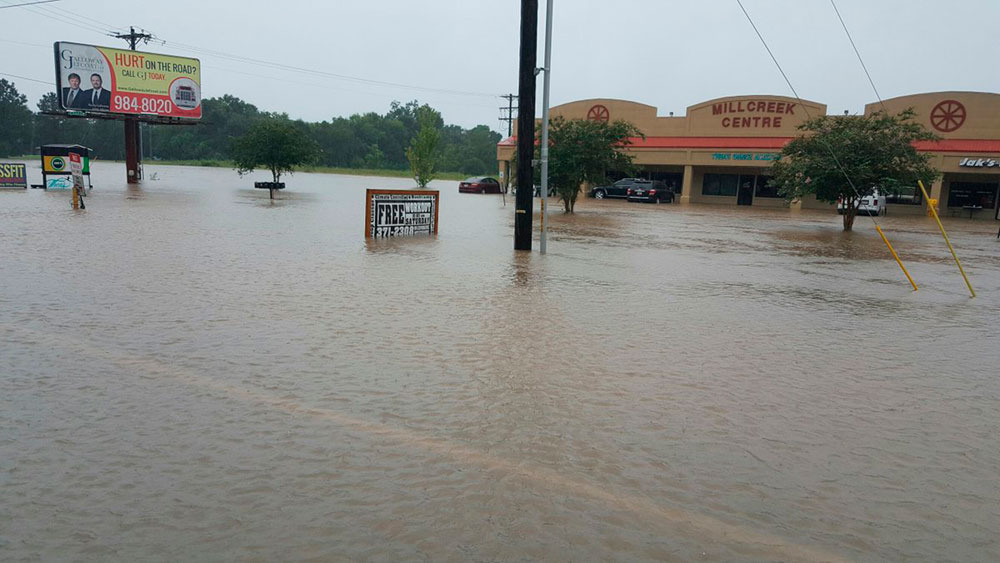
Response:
[124,118,141,183]
[113,27,152,185]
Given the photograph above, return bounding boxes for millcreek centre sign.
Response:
[712,153,781,161]
[711,100,797,129]
[365,189,439,238]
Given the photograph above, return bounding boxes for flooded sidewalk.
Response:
[2,163,999,561]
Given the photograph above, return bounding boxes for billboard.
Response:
[365,189,439,238]
[0,163,27,189]
[54,41,201,119]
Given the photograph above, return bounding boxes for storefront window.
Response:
[754,175,782,198]
[947,182,998,208]
[702,174,738,196]
[885,186,922,205]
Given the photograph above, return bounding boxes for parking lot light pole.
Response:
[539,0,553,254]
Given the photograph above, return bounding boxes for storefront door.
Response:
[737,175,755,206]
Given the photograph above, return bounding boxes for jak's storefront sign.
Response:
[959,157,1000,168]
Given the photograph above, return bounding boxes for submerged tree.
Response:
[544,117,642,213]
[231,118,319,183]
[772,109,939,231]
[406,105,441,188]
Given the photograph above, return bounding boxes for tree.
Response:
[544,117,642,213]
[772,108,939,231]
[231,118,319,183]
[0,79,33,156]
[406,105,441,187]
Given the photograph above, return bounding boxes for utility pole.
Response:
[499,93,517,137]
[514,0,538,251]
[111,26,151,184]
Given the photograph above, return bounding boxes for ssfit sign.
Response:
[0,163,27,189]
[365,189,439,238]
[55,41,202,119]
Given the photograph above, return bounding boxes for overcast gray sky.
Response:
[2,0,999,133]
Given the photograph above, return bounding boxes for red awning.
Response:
[498,136,1000,154]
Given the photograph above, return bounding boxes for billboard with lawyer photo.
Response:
[54,41,201,119]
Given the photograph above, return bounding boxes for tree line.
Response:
[0,78,501,176]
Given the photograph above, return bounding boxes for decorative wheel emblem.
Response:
[587,104,610,122]
[930,100,966,133]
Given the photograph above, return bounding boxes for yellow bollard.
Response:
[876,225,917,291]
[918,181,975,298]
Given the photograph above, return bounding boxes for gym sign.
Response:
[959,157,1000,168]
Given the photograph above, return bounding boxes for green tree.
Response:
[0,79,33,156]
[406,105,441,187]
[772,108,939,231]
[231,118,319,183]
[543,117,642,213]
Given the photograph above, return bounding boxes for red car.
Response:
[459,176,503,194]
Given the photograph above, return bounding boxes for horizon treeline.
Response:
[0,79,502,175]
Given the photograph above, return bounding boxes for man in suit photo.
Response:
[61,73,87,109]
[84,73,111,110]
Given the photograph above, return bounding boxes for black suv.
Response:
[590,178,674,203]
[590,178,641,199]
[626,179,674,203]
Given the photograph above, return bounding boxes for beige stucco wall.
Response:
[498,92,1000,218]
[864,92,1000,140]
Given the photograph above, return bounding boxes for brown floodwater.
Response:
[2,162,999,561]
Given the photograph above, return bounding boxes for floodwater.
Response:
[2,162,999,562]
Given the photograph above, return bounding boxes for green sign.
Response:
[712,152,781,161]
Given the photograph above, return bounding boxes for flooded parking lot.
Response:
[2,162,999,561]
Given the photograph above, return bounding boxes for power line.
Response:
[6,2,504,102]
[0,0,60,8]
[830,0,887,113]
[0,71,51,85]
[735,0,878,225]
[160,38,499,99]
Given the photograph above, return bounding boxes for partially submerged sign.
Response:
[0,163,27,189]
[40,145,92,190]
[69,152,85,209]
[365,189,439,238]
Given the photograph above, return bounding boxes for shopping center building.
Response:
[496,91,1000,220]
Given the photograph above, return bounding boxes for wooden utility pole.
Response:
[500,93,517,137]
[514,0,538,251]
[112,27,151,184]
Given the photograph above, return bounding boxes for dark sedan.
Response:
[627,180,674,203]
[459,176,504,194]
